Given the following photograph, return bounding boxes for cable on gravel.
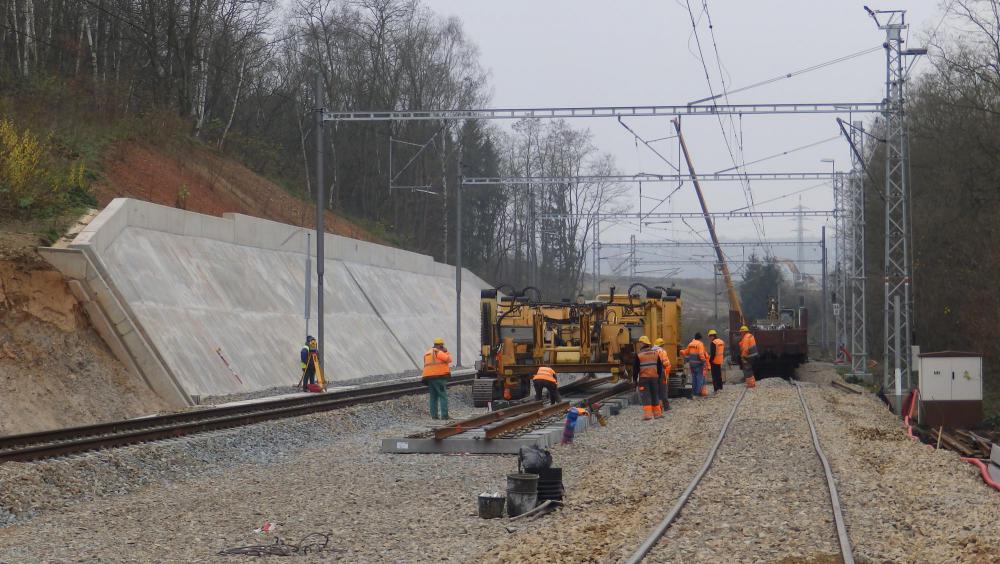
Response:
[218,532,334,556]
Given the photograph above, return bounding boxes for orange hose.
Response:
[960,457,1000,492]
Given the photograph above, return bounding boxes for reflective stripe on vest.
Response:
[653,346,672,372]
[686,341,704,364]
[712,338,725,365]
[532,366,557,384]
[638,349,659,379]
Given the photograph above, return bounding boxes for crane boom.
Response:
[671,118,744,323]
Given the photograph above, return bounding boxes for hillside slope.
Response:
[0,231,168,434]
[96,140,385,243]
[0,103,393,432]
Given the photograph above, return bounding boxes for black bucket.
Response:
[506,473,539,517]
[477,494,505,519]
[536,467,564,502]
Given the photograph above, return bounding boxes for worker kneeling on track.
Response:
[633,336,665,420]
[652,338,672,412]
[422,338,452,420]
[532,366,561,405]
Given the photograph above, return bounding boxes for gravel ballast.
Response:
[0,381,743,562]
[0,366,998,562]
[647,378,840,562]
[801,367,1000,563]
[479,386,743,562]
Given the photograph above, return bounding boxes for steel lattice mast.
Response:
[833,172,848,363]
[878,10,918,396]
[848,121,869,379]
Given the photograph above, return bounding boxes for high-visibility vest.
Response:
[301,346,309,369]
[532,366,557,384]
[684,340,708,365]
[740,333,758,359]
[711,338,726,365]
[652,346,672,375]
[637,349,659,379]
[422,348,451,378]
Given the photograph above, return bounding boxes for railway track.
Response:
[431,378,631,440]
[625,381,854,564]
[0,373,474,463]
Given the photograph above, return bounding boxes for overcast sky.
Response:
[422,1,943,279]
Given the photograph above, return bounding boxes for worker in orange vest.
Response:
[653,338,672,411]
[682,333,710,398]
[422,338,452,419]
[738,325,758,387]
[532,366,560,405]
[708,329,726,392]
[632,336,665,420]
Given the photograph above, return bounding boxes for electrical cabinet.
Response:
[918,351,983,428]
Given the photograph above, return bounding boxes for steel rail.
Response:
[831,379,864,395]
[433,401,544,440]
[0,374,474,463]
[625,386,748,564]
[795,382,856,564]
[626,383,855,563]
[484,402,571,439]
[434,377,618,439]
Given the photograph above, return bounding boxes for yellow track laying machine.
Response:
[473,284,689,407]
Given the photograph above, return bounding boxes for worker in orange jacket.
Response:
[632,336,665,420]
[653,338,672,411]
[708,329,726,392]
[532,366,560,405]
[422,338,452,419]
[738,325,758,386]
[682,333,710,398]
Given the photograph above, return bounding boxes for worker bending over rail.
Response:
[422,338,452,420]
[683,333,710,398]
[532,366,561,405]
[739,325,758,388]
[633,336,665,420]
[708,329,725,392]
[652,338,672,412]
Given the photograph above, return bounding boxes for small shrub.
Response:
[175,184,190,209]
[0,119,94,219]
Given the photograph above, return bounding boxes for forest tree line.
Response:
[857,1,1000,380]
[0,0,624,297]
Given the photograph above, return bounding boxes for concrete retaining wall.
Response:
[45,198,490,402]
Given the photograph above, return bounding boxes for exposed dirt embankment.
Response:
[96,140,386,244]
[0,233,167,435]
